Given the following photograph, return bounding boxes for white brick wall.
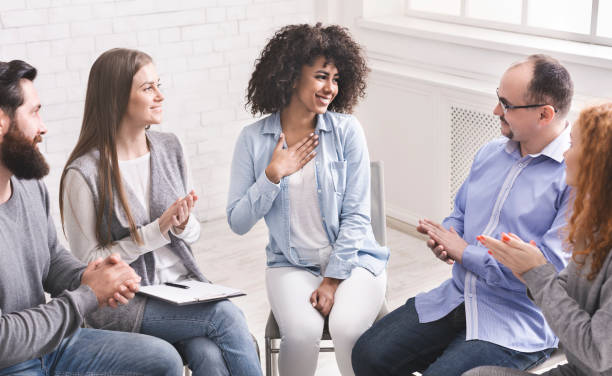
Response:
[0,0,316,237]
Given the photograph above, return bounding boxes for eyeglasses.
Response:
[496,88,557,114]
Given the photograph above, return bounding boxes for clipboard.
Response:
[137,280,246,306]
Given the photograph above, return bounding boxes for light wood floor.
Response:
[192,218,452,375]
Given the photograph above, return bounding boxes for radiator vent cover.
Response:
[450,106,500,209]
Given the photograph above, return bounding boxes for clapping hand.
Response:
[418,218,453,264]
[159,190,198,235]
[417,219,467,264]
[477,232,547,283]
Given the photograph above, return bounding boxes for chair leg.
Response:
[265,337,273,376]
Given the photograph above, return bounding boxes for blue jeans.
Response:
[351,298,552,376]
[140,298,262,376]
[0,327,183,376]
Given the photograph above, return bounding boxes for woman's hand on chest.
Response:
[265,132,318,184]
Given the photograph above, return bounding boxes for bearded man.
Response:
[0,59,184,376]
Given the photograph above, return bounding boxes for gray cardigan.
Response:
[66,130,207,333]
[524,248,612,375]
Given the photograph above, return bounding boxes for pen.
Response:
[164,282,190,289]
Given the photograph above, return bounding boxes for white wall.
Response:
[323,0,612,226]
[4,0,611,234]
[0,0,316,231]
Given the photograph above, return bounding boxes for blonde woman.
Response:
[60,48,261,376]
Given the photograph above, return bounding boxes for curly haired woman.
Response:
[470,103,612,376]
[227,23,389,376]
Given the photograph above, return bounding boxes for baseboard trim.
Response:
[386,215,428,240]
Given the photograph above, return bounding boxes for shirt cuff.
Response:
[522,263,557,304]
[323,255,355,280]
[66,284,99,317]
[145,219,172,248]
[254,171,281,199]
[461,244,486,274]
[170,214,200,243]
[170,221,187,237]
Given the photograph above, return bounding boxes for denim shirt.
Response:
[415,125,572,352]
[227,111,389,279]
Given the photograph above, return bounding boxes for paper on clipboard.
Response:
[137,280,245,305]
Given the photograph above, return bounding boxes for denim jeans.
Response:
[140,298,262,376]
[0,327,183,376]
[351,297,552,376]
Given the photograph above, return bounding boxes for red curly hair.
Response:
[568,103,612,280]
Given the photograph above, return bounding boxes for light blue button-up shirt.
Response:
[416,125,572,352]
[227,111,389,279]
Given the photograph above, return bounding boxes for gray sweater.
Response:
[0,178,98,369]
[524,249,612,375]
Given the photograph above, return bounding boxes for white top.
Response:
[287,159,331,270]
[63,152,199,284]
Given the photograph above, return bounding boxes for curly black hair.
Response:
[247,23,368,116]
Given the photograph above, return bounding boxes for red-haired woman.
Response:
[467,103,612,376]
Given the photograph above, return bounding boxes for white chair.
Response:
[264,161,389,376]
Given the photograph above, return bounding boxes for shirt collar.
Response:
[260,112,332,135]
[504,121,571,163]
[261,112,281,135]
[315,113,332,133]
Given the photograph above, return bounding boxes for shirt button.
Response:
[317,189,322,193]
[518,163,524,168]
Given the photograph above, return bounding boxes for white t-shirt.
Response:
[63,152,198,284]
[287,159,332,270]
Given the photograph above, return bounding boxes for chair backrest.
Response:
[370,161,387,247]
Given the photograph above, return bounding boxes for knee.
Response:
[181,337,227,374]
[280,321,322,347]
[142,336,184,375]
[328,315,368,346]
[351,331,382,375]
[208,300,253,340]
[214,300,248,327]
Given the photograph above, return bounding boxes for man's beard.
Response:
[1,120,49,179]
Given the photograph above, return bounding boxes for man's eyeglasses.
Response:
[496,88,557,114]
